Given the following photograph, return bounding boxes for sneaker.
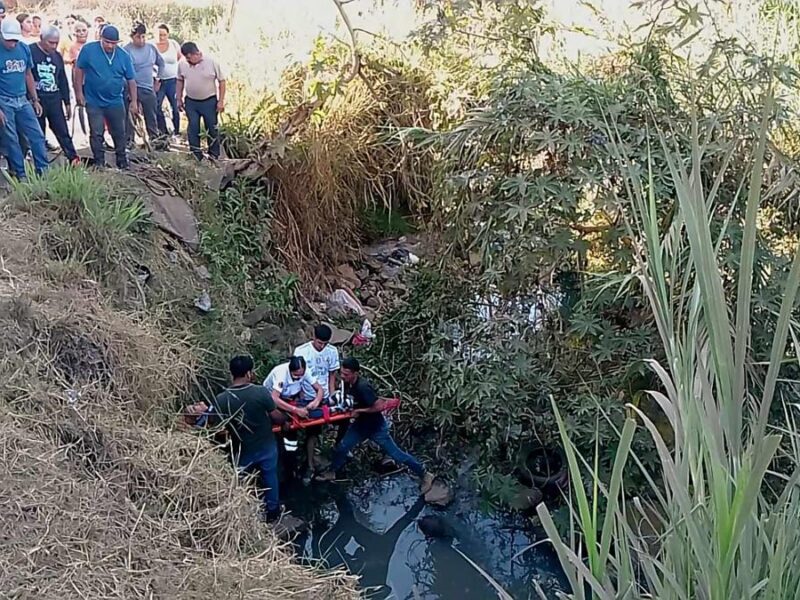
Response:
[420,472,435,495]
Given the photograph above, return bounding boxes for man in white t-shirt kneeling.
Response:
[293,324,340,479]
[263,355,323,481]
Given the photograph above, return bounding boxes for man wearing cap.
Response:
[30,25,80,165]
[73,24,138,169]
[0,18,49,179]
[123,23,163,149]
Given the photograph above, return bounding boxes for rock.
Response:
[324,323,354,345]
[336,264,361,289]
[195,265,212,280]
[385,280,408,293]
[360,289,374,302]
[194,291,212,313]
[366,296,380,308]
[509,486,544,512]
[365,258,383,273]
[327,288,365,317]
[355,268,369,281]
[424,480,454,507]
[243,306,276,328]
[380,265,401,280]
[252,323,282,345]
[290,328,307,349]
[418,515,456,539]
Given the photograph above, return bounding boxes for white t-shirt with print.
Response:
[293,341,340,399]
[263,362,315,400]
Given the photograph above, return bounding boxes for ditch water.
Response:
[284,469,566,599]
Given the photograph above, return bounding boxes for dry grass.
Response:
[266,58,433,284]
[0,199,359,599]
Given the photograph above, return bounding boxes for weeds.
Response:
[537,96,800,598]
[12,166,148,235]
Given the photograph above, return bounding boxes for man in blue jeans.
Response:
[0,18,48,180]
[177,41,225,161]
[211,355,288,521]
[316,357,435,494]
[73,25,137,169]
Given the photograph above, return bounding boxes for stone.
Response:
[424,480,454,507]
[195,265,212,280]
[324,323,354,345]
[380,263,402,279]
[252,323,282,346]
[194,291,212,313]
[509,486,544,512]
[385,280,408,293]
[355,268,369,281]
[365,257,383,273]
[327,288,365,317]
[336,264,361,289]
[243,306,276,328]
[366,296,381,309]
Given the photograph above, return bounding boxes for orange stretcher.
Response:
[271,397,401,432]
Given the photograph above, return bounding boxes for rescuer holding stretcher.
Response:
[183,330,435,521]
[262,355,323,482]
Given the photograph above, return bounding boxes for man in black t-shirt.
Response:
[210,355,287,520]
[316,357,435,494]
[30,26,79,164]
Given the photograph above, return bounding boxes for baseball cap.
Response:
[100,24,119,42]
[1,18,22,42]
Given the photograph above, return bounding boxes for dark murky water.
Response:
[285,473,565,599]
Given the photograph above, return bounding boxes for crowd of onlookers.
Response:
[0,0,226,179]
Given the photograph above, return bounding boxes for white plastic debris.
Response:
[194,291,212,313]
[360,319,374,340]
[327,288,365,317]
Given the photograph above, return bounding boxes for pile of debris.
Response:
[324,236,423,318]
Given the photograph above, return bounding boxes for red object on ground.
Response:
[351,333,370,346]
[271,397,401,432]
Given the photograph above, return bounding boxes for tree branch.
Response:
[332,0,361,83]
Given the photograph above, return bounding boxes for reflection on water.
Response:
[287,475,565,599]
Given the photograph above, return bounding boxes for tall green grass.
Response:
[536,98,800,599]
[12,166,148,234]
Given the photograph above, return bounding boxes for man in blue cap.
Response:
[0,17,49,180]
[73,24,138,169]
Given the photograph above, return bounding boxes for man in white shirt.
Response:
[294,324,340,400]
[293,324,342,477]
[262,356,322,419]
[263,356,323,480]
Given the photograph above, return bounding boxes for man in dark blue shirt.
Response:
[316,357,435,494]
[30,25,79,165]
[73,25,137,169]
[0,18,48,180]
